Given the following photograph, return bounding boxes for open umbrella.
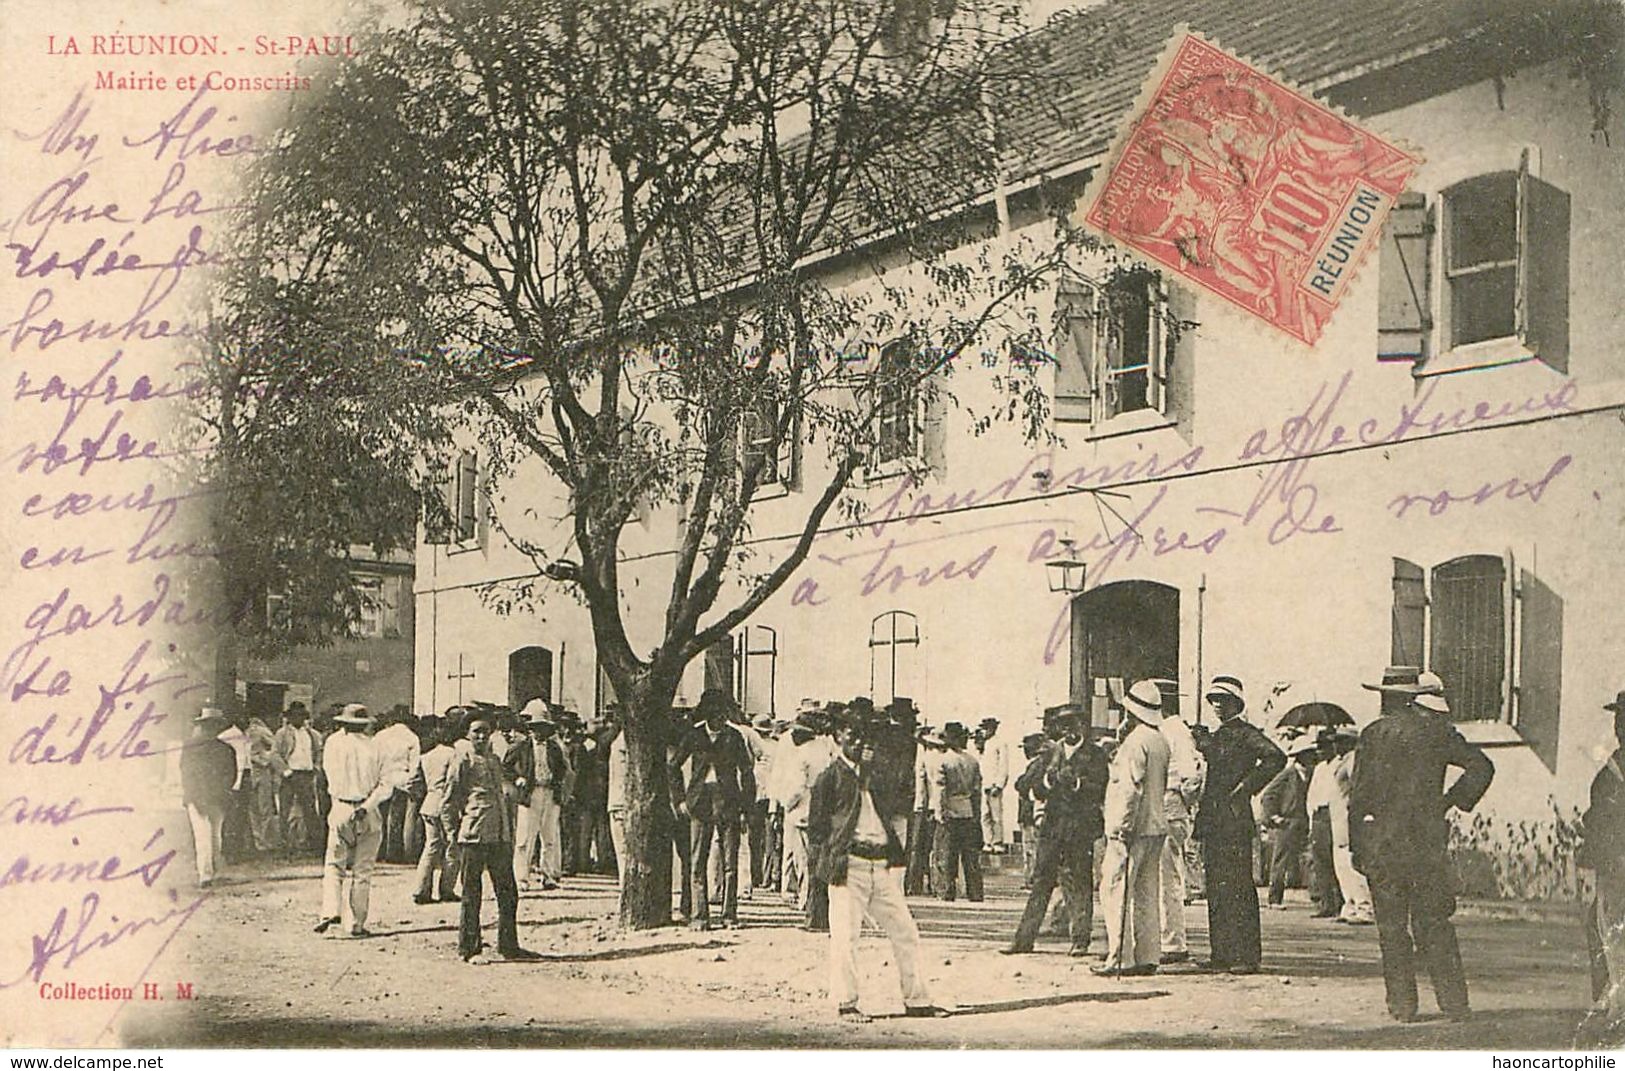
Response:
[1276,701,1353,730]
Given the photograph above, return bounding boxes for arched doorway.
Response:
[1069,580,1180,728]
[508,646,553,711]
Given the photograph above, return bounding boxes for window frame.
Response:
[447,448,486,553]
[1439,171,1519,354]
[871,340,923,472]
[1054,271,1173,430]
[741,390,797,497]
[353,574,387,639]
[1392,551,1529,730]
[1406,155,1570,378]
[868,609,920,707]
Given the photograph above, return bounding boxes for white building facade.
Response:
[414,0,1624,896]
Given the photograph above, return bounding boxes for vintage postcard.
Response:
[2,0,1622,1056]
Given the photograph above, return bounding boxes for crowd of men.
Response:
[176,669,1625,1030]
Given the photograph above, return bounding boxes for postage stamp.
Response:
[1080,29,1422,347]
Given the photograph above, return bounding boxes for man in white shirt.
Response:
[1306,729,1344,919]
[975,718,1009,852]
[410,712,462,904]
[1328,726,1374,924]
[247,712,285,855]
[905,728,943,896]
[315,704,392,937]
[275,702,323,855]
[770,712,835,909]
[1096,681,1171,977]
[1159,696,1206,964]
[371,709,422,864]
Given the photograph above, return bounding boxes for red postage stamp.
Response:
[1081,30,1421,347]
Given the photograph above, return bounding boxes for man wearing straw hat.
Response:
[1580,690,1625,1033]
[1350,666,1494,1022]
[314,703,393,937]
[1094,681,1171,977]
[182,706,238,888]
[1194,675,1285,974]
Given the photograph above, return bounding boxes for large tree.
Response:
[237,0,1102,927]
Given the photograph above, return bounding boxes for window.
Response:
[1429,555,1508,722]
[1443,174,1518,347]
[736,625,778,717]
[1377,156,1569,374]
[454,450,479,543]
[874,342,921,465]
[1388,554,1564,770]
[354,575,386,638]
[426,450,483,545]
[742,391,796,490]
[1054,270,1175,426]
[868,610,920,707]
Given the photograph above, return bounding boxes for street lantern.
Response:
[1045,538,1086,594]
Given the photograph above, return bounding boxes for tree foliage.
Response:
[233,0,1103,925]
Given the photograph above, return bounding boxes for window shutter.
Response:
[921,380,947,479]
[1391,557,1426,667]
[779,407,801,492]
[1517,159,1570,374]
[1377,192,1432,362]
[422,474,453,545]
[1053,282,1097,423]
[380,575,400,638]
[1514,568,1563,773]
[1147,279,1170,414]
[455,450,478,542]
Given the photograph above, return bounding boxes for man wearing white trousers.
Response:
[1096,680,1171,977]
[1329,726,1375,923]
[1159,693,1205,964]
[808,709,949,1022]
[315,704,391,937]
[182,707,238,887]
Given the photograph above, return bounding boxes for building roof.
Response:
[994,0,1569,187]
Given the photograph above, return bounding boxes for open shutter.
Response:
[1377,192,1432,362]
[423,474,453,545]
[1147,279,1168,414]
[1391,557,1426,667]
[455,450,478,542]
[779,405,801,491]
[1515,567,1563,772]
[921,377,947,479]
[1053,281,1097,423]
[1517,157,1570,374]
[703,636,735,697]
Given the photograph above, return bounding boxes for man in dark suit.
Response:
[1581,691,1625,1027]
[1194,674,1285,974]
[808,706,948,1021]
[443,712,540,964]
[1261,737,1315,906]
[669,689,756,930]
[1350,669,1494,1022]
[1003,704,1108,956]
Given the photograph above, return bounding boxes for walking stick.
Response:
[1116,837,1133,976]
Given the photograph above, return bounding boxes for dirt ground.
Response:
[124,855,1602,1049]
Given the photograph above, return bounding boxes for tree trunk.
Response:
[618,678,679,929]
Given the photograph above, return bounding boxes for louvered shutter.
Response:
[1391,557,1426,668]
[1515,568,1563,772]
[1377,192,1432,362]
[1054,282,1097,423]
[1517,159,1570,374]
